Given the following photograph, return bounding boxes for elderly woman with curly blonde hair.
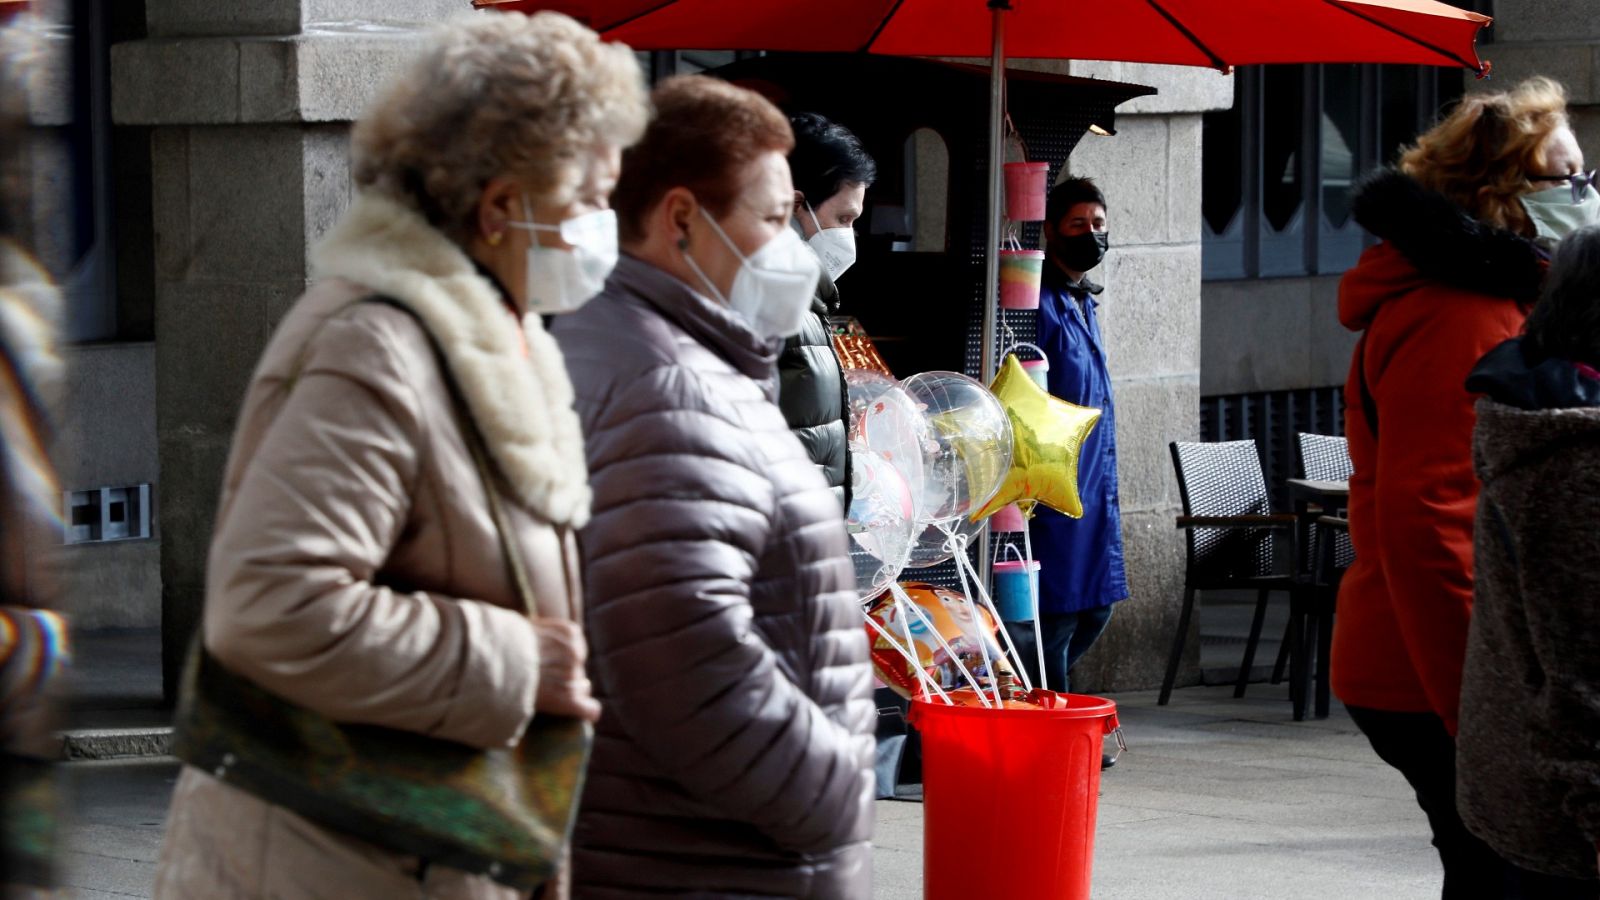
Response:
[1335,75,1588,897]
[151,12,647,900]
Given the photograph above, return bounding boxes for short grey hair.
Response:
[351,12,649,242]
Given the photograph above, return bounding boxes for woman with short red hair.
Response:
[551,76,874,899]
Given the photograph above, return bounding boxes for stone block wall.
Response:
[1470,3,1600,162]
[1200,275,1357,397]
[1009,60,1232,692]
[56,343,160,628]
[114,1,428,697]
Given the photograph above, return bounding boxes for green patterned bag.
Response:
[173,647,589,890]
[172,297,590,891]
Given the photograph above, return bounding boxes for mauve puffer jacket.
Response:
[552,254,875,899]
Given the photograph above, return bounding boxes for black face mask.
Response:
[1051,231,1109,274]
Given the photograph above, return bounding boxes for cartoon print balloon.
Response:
[901,371,1013,525]
[972,353,1101,521]
[864,583,1007,699]
[844,370,928,522]
[845,451,918,603]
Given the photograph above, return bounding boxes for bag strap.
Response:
[1356,334,1379,440]
[284,296,543,618]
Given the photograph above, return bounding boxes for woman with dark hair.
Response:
[1456,225,1600,897]
[1335,75,1586,897]
[551,78,874,899]
[778,112,877,509]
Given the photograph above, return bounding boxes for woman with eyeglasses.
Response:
[1334,75,1585,898]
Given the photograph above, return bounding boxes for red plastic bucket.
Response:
[910,691,1121,900]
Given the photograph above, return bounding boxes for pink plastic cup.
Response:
[1020,358,1050,391]
[1004,161,1049,222]
[990,503,1028,533]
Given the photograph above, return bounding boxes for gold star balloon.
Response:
[972,354,1102,521]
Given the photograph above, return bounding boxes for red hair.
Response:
[1399,76,1568,236]
[612,75,794,243]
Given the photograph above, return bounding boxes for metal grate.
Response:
[1201,386,1345,513]
[1295,432,1355,571]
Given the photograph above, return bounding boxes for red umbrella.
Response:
[475,0,1489,73]
[473,0,1492,380]
[476,0,1492,641]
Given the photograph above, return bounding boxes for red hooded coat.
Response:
[1332,171,1543,734]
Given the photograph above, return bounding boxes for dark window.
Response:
[1202,63,1464,281]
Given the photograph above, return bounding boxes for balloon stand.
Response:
[911,689,1124,900]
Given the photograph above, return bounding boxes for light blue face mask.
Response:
[1522,183,1600,246]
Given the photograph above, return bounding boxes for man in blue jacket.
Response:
[1011,177,1129,725]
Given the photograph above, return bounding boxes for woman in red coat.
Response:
[1335,75,1596,898]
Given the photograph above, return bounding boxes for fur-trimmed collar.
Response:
[310,192,590,528]
[1350,169,1546,305]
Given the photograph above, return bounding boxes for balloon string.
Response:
[999,341,1046,364]
[942,521,1006,706]
[863,610,952,705]
[998,535,1048,691]
[952,531,1037,694]
[891,581,991,708]
[1023,524,1048,694]
[894,585,928,704]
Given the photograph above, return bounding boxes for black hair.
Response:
[1525,224,1600,366]
[1046,177,1106,230]
[788,112,876,210]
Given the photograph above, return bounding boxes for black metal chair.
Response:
[1160,440,1297,706]
[1296,432,1354,485]
[1270,433,1355,719]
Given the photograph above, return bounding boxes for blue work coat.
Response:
[1027,266,1129,615]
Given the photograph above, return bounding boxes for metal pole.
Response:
[981,1,1007,385]
[976,0,1009,609]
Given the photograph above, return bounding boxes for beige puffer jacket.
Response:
[552,255,876,899]
[153,193,591,900]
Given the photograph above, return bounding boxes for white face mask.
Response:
[803,202,856,281]
[682,206,821,341]
[508,200,619,315]
[1522,183,1600,247]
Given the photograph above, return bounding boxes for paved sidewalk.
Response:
[58,685,1441,899]
[873,685,1441,900]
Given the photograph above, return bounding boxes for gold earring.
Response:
[487,230,504,247]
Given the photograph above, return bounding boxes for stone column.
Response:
[112,1,456,698]
[1011,60,1233,692]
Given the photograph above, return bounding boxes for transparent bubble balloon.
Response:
[846,451,919,603]
[902,370,1014,525]
[844,371,928,523]
[904,512,985,569]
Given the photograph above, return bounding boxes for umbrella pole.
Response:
[981,1,1006,387]
[977,0,1008,603]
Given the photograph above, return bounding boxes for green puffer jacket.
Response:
[777,272,849,512]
